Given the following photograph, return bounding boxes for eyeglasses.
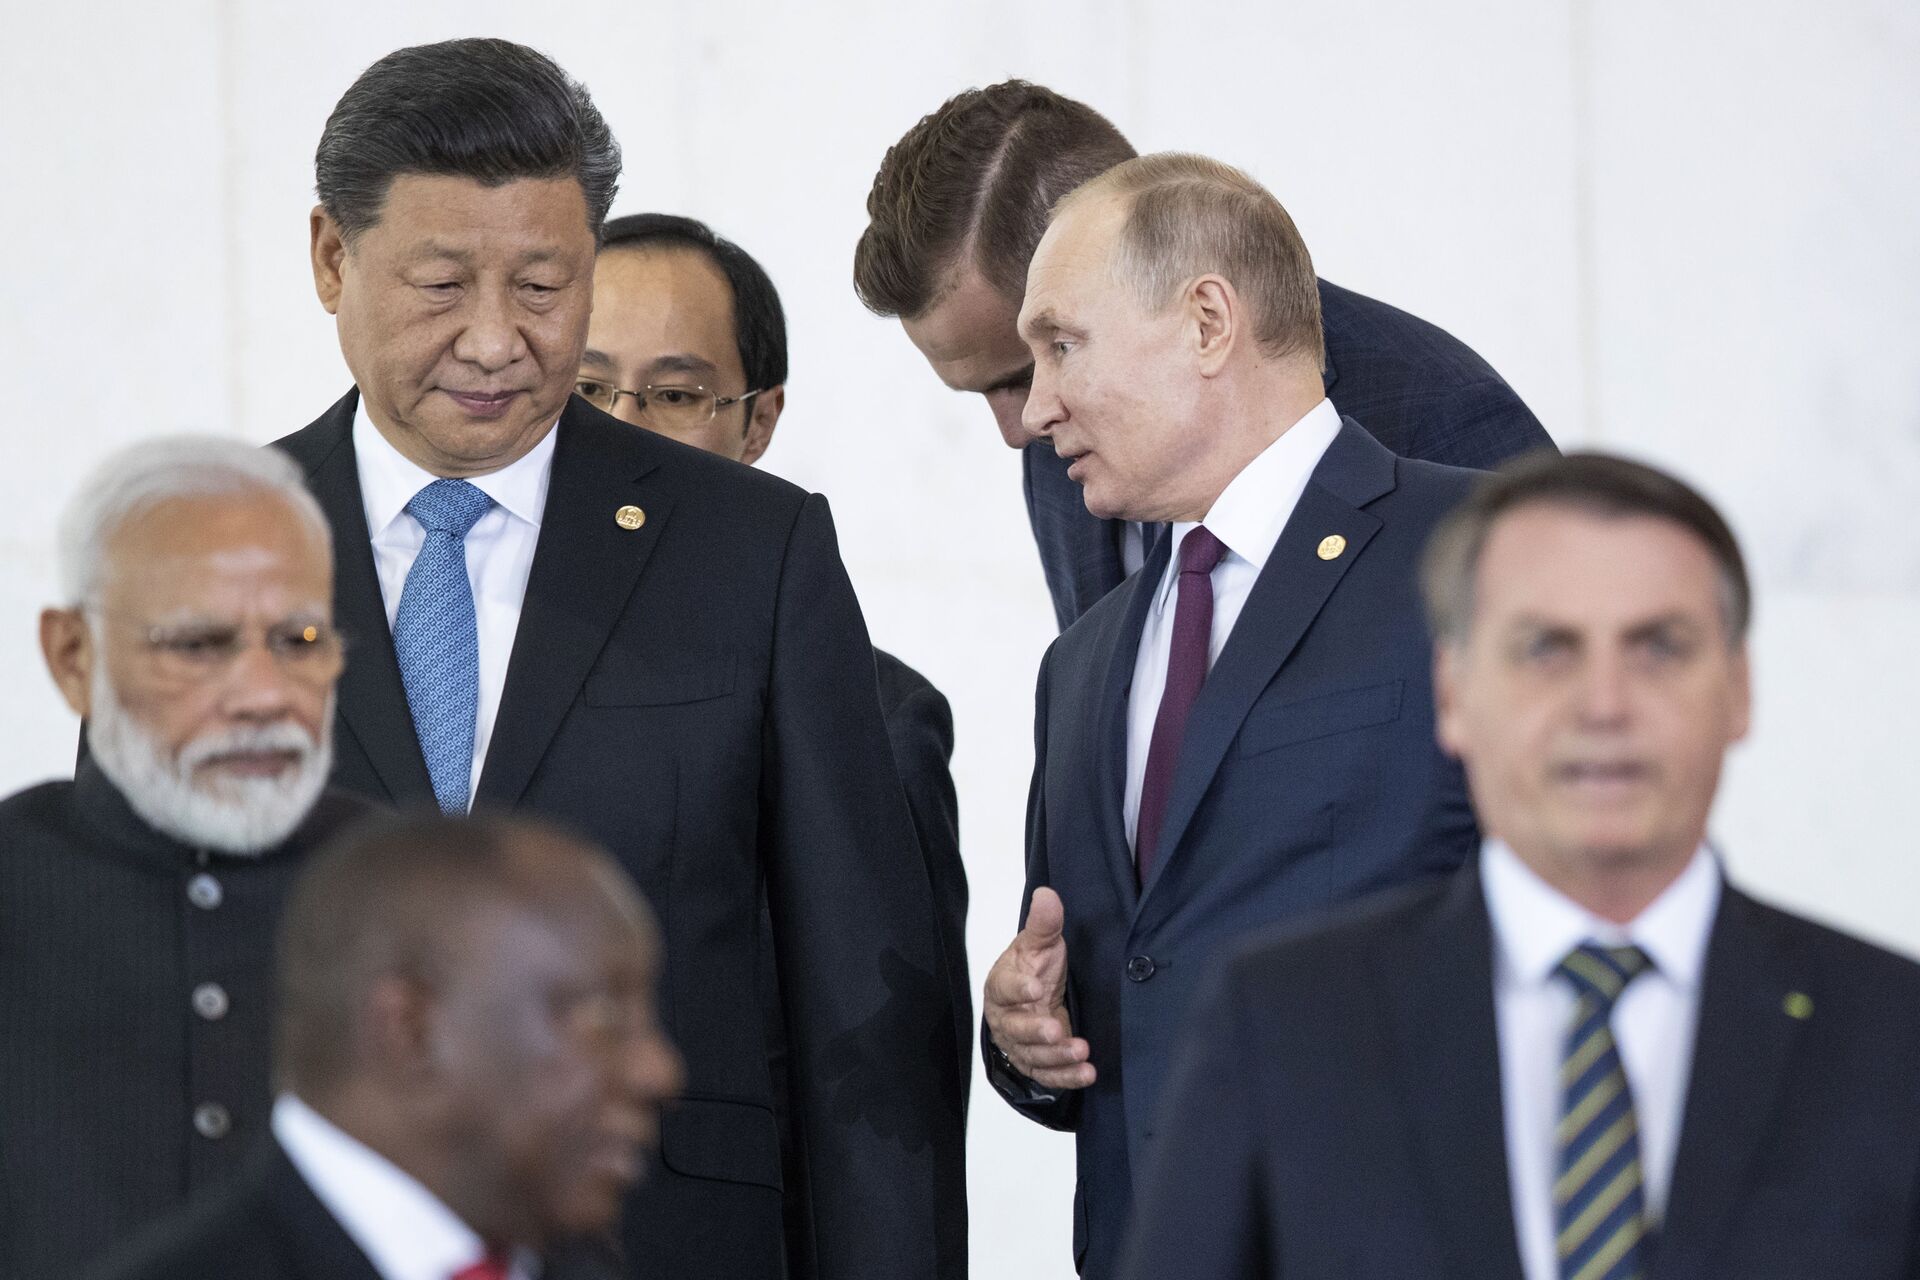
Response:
[88,611,347,686]
[574,378,763,428]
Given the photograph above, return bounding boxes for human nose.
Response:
[217,638,299,721]
[990,389,1038,449]
[1575,650,1631,727]
[1022,366,1064,441]
[452,286,529,372]
[609,390,649,429]
[622,1030,685,1107]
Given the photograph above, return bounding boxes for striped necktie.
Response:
[1554,942,1654,1280]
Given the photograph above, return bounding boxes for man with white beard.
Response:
[0,437,375,1280]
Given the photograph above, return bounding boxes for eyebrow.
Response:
[646,353,721,378]
[579,348,614,369]
[1019,307,1061,344]
[406,243,571,267]
[960,362,1035,396]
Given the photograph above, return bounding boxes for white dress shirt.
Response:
[1481,839,1720,1280]
[272,1093,532,1280]
[353,402,555,804]
[1122,397,1343,849]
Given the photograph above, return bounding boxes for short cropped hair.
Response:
[316,37,621,243]
[600,213,788,393]
[1061,153,1326,368]
[854,80,1136,318]
[274,812,604,1097]
[1421,451,1752,646]
[57,437,329,606]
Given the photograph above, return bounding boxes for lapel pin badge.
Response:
[1783,991,1813,1020]
[614,505,646,531]
[1317,534,1347,561]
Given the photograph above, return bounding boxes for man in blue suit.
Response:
[979,153,1482,1276]
[854,79,1554,632]
[1118,452,1920,1280]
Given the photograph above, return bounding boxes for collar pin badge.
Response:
[1317,534,1347,561]
[615,505,646,531]
[1783,991,1813,1020]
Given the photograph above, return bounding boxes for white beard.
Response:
[86,674,335,857]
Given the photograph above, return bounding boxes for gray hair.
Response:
[57,436,330,606]
[1056,152,1326,367]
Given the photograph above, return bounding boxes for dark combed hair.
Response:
[1421,451,1753,646]
[315,37,621,242]
[853,79,1137,318]
[600,213,788,392]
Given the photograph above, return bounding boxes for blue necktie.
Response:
[393,479,493,813]
[1555,942,1655,1280]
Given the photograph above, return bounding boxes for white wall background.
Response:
[2,2,1915,1274]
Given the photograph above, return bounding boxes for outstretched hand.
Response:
[983,888,1095,1090]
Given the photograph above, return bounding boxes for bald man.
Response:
[89,813,684,1280]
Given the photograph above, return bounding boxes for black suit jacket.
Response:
[1023,278,1555,630]
[992,422,1481,1276]
[84,1138,623,1280]
[1118,863,1920,1280]
[273,392,965,1280]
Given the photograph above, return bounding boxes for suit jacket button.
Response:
[186,873,223,909]
[193,1103,231,1139]
[192,982,229,1021]
[1126,955,1156,982]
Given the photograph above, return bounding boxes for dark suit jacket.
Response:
[767,647,969,1277]
[1118,863,1920,1280]
[1023,278,1554,630]
[274,392,965,1280]
[991,422,1481,1275]
[84,1138,622,1280]
[0,764,372,1280]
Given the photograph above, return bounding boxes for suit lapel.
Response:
[291,391,435,804]
[1087,534,1168,908]
[1654,885,1806,1277]
[474,401,668,809]
[1136,422,1392,912]
[1377,866,1527,1280]
[259,1140,387,1280]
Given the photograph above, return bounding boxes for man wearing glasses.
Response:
[1,437,372,1280]
[579,211,971,1272]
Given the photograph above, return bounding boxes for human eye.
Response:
[149,625,238,665]
[652,386,698,407]
[575,379,610,398]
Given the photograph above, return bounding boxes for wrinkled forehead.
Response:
[1472,505,1730,631]
[100,493,333,612]
[1020,197,1129,330]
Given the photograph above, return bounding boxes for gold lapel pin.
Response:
[1783,991,1813,1020]
[614,505,646,531]
[1317,534,1347,561]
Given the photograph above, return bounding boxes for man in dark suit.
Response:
[854,79,1554,632]
[275,39,963,1280]
[978,153,1482,1276]
[88,813,684,1280]
[2,437,372,1280]
[579,211,970,1272]
[1120,453,1920,1280]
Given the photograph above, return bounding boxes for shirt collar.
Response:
[1481,838,1721,991]
[352,397,557,537]
[1152,397,1343,613]
[272,1092,489,1280]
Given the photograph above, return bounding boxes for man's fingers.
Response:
[1024,1061,1097,1091]
[1018,886,1065,951]
[993,1009,1080,1050]
[1010,1038,1092,1071]
[983,956,1044,1008]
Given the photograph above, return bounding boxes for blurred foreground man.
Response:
[1121,454,1920,1280]
[856,80,1553,631]
[279,39,960,1278]
[89,813,684,1280]
[1,438,370,1280]
[582,212,970,1271]
[981,154,1481,1275]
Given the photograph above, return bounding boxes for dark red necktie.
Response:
[1134,525,1227,887]
[450,1255,511,1280]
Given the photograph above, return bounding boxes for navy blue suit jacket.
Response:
[1118,863,1920,1280]
[992,422,1482,1275]
[1023,279,1554,631]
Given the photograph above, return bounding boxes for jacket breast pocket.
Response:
[583,655,737,708]
[1236,679,1404,757]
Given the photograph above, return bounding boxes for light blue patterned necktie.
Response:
[393,479,494,813]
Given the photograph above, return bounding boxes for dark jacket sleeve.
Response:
[877,661,971,1109]
[1116,968,1270,1280]
[759,494,965,1280]
[984,642,1084,1132]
